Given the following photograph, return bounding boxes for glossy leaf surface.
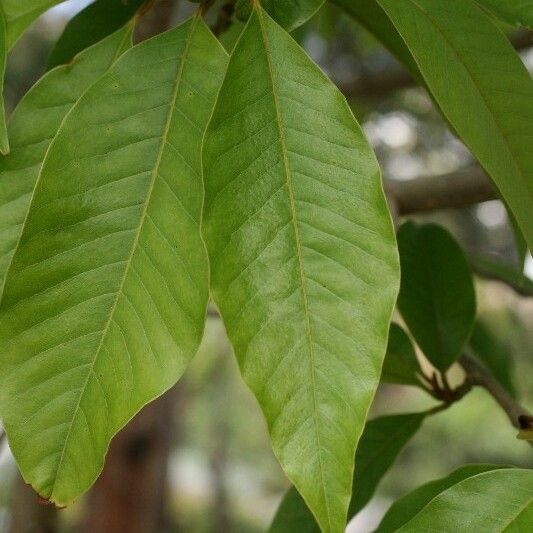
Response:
[203,6,399,532]
[393,468,532,532]
[0,26,133,293]
[381,323,422,388]
[48,0,145,69]
[0,17,227,506]
[377,0,533,250]
[397,222,476,373]
[270,413,425,532]
[376,464,510,532]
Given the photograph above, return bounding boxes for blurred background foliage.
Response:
[0,1,531,532]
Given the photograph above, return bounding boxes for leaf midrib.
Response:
[49,16,200,501]
[254,6,332,531]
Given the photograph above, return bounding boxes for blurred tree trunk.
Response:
[86,387,180,533]
[8,477,58,533]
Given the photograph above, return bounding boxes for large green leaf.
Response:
[397,222,476,373]
[236,0,325,31]
[47,0,146,69]
[475,0,533,29]
[0,5,8,155]
[376,464,511,532]
[390,468,533,532]
[0,16,227,506]
[270,413,425,532]
[381,323,423,388]
[203,6,399,532]
[0,25,133,293]
[376,0,533,250]
[2,0,66,47]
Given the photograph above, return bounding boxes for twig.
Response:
[460,353,531,431]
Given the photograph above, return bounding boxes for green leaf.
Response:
[236,0,324,31]
[270,413,426,532]
[2,0,66,47]
[330,0,419,75]
[376,0,533,250]
[47,0,146,69]
[469,320,516,397]
[0,16,227,506]
[376,464,511,532]
[202,6,399,532]
[397,222,476,373]
[386,468,532,532]
[475,0,533,29]
[0,25,133,293]
[381,323,423,388]
[0,5,9,155]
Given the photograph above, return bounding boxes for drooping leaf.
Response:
[2,0,66,48]
[203,6,399,532]
[376,464,511,533]
[469,320,516,397]
[0,25,134,293]
[376,0,533,250]
[236,0,325,31]
[381,323,423,388]
[330,0,419,75]
[397,222,476,373]
[0,5,9,155]
[0,16,227,506]
[47,0,146,69]
[475,0,533,29]
[386,468,532,532]
[270,413,426,532]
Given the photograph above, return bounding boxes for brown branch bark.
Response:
[460,353,531,431]
[386,166,497,215]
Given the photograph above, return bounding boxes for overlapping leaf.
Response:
[376,464,510,532]
[0,25,133,293]
[48,0,146,69]
[270,413,426,531]
[389,468,532,532]
[376,0,533,250]
[0,16,227,506]
[0,5,8,155]
[397,223,476,373]
[203,6,399,531]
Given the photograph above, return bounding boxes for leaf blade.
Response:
[0,17,227,505]
[0,5,9,155]
[377,0,533,250]
[203,7,399,531]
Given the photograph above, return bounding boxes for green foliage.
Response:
[0,26,133,293]
[0,16,227,506]
[381,323,423,388]
[397,222,476,373]
[376,0,533,251]
[47,0,146,69]
[0,5,8,155]
[203,5,399,531]
[270,413,425,532]
[376,464,510,532]
[475,0,533,28]
[382,468,533,532]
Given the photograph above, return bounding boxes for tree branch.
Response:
[460,353,531,432]
[386,166,497,215]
